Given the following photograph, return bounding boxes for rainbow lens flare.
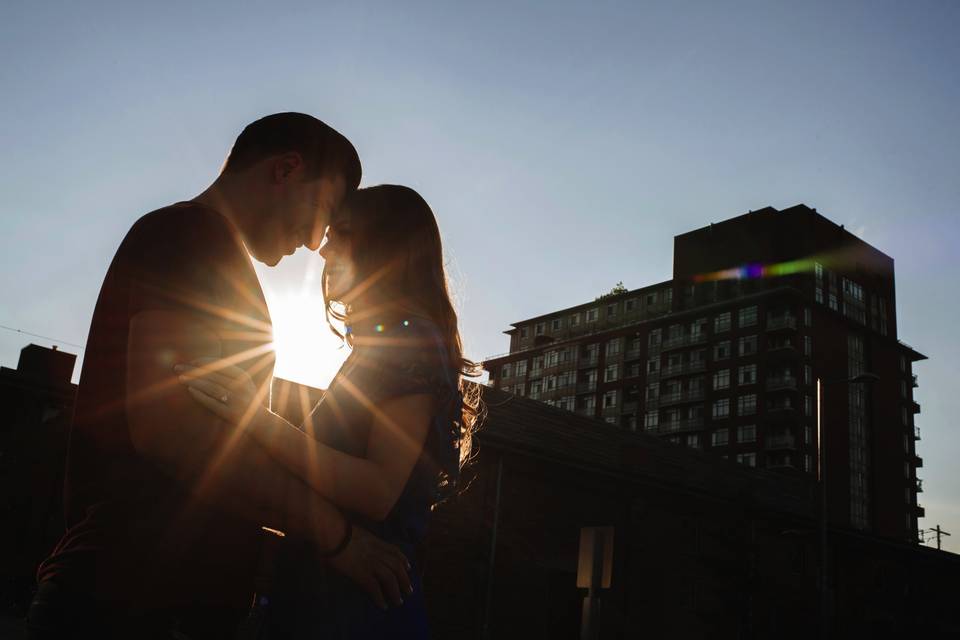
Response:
[692,258,816,283]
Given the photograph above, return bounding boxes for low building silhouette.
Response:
[422,387,960,638]
[0,344,77,612]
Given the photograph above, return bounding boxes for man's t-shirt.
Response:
[38,202,275,612]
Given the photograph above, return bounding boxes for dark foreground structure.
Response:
[423,387,960,639]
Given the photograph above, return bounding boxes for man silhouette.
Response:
[30,113,411,638]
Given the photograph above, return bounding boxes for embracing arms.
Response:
[126,310,411,607]
[178,359,433,522]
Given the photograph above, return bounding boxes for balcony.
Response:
[766,341,798,356]
[766,402,796,414]
[658,417,704,434]
[645,397,660,410]
[913,426,921,441]
[577,354,599,368]
[766,376,798,392]
[576,381,597,394]
[911,400,921,414]
[621,401,639,414]
[765,434,796,450]
[659,389,705,406]
[661,360,707,379]
[912,373,919,388]
[662,333,707,352]
[915,478,924,493]
[624,347,643,360]
[646,368,660,382]
[913,454,924,468]
[914,504,926,518]
[766,315,798,331]
[647,341,663,356]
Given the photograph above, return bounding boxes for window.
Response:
[551,318,562,331]
[604,364,619,382]
[803,454,813,473]
[713,369,731,390]
[625,415,637,431]
[586,308,599,323]
[531,355,544,375]
[804,395,813,417]
[603,390,618,408]
[900,380,908,398]
[737,394,757,416]
[583,344,599,362]
[738,306,758,328]
[714,341,731,360]
[737,424,757,443]
[514,360,527,377]
[712,398,730,419]
[803,336,812,357]
[625,298,637,312]
[627,363,641,378]
[648,328,662,348]
[686,434,701,449]
[738,335,758,357]
[607,303,618,318]
[690,318,707,338]
[714,312,731,333]
[646,384,660,401]
[570,313,581,327]
[520,327,529,339]
[737,452,757,467]
[582,395,596,411]
[644,411,659,429]
[803,307,812,327]
[544,375,557,391]
[738,364,757,385]
[804,426,813,445]
[558,396,575,411]
[606,338,622,356]
[501,363,512,379]
[515,384,525,397]
[605,416,618,425]
[529,380,542,399]
[803,365,812,385]
[712,429,729,446]
[646,292,659,306]
[545,350,559,368]
[535,322,545,336]
[647,358,660,374]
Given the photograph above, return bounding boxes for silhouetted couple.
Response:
[29,113,479,639]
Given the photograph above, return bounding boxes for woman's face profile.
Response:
[319,210,356,300]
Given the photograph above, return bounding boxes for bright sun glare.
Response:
[254,250,349,390]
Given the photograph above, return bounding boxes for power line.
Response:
[0,324,85,350]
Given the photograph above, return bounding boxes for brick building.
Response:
[484,205,925,542]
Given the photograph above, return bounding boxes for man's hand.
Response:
[328,525,413,610]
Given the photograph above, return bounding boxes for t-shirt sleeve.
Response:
[347,323,460,405]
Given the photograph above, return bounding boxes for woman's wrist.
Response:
[317,518,353,559]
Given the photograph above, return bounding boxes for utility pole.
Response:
[922,525,952,551]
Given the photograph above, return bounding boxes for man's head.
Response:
[219,113,361,266]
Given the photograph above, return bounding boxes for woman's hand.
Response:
[174,357,261,425]
[328,525,413,609]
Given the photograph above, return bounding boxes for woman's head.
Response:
[320,185,481,478]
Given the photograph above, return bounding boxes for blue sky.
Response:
[2,0,958,550]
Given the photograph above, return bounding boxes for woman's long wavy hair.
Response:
[322,185,482,493]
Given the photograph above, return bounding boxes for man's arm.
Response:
[126,310,410,606]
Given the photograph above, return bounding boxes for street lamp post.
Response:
[816,372,879,640]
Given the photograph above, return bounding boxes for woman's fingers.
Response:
[182,378,229,402]
[375,549,412,596]
[187,387,232,420]
[373,563,404,607]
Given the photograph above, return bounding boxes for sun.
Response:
[254,250,349,390]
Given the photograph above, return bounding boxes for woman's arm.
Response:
[178,359,433,521]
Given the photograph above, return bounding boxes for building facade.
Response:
[484,205,925,542]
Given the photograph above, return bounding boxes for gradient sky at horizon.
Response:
[2,1,959,551]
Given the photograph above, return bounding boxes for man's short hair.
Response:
[222,112,361,190]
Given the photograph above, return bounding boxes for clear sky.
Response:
[2,1,958,551]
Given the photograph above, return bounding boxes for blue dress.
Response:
[269,316,462,639]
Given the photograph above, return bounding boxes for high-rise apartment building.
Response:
[484,205,925,541]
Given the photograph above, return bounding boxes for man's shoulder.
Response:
[127,202,236,246]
